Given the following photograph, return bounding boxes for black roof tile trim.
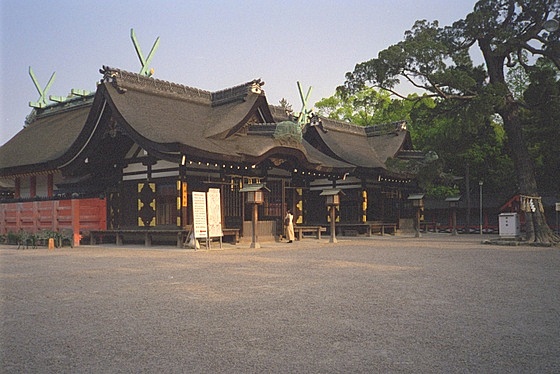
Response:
[318,116,365,134]
[101,66,212,104]
[320,117,408,137]
[100,66,264,108]
[211,79,264,107]
[364,121,407,137]
[25,96,94,124]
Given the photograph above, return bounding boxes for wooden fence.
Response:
[0,198,107,246]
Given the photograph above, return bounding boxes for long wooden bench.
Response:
[420,221,440,232]
[294,225,327,240]
[89,229,190,248]
[367,221,397,236]
[337,223,368,236]
[337,222,397,236]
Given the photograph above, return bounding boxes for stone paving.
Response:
[1,233,559,373]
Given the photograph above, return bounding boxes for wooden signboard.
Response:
[207,188,223,239]
[192,191,208,240]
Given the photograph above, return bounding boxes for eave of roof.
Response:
[1,66,411,179]
[306,117,412,172]
[101,73,353,173]
[0,98,93,176]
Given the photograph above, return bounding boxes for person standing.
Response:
[284,209,295,243]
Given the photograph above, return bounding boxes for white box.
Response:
[499,213,521,238]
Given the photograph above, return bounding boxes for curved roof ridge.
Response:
[25,95,94,124]
[211,79,264,107]
[364,120,407,137]
[100,66,212,104]
[320,117,366,135]
[319,117,408,137]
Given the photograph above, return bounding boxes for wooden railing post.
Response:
[71,199,80,247]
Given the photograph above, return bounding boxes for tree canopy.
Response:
[341,0,560,244]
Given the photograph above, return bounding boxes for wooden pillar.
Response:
[16,202,22,232]
[451,207,458,236]
[30,176,37,198]
[181,181,188,228]
[71,198,81,247]
[329,205,337,243]
[281,179,286,218]
[295,188,303,224]
[47,174,54,197]
[250,203,260,249]
[32,201,39,232]
[53,200,59,231]
[15,177,21,199]
[0,203,5,234]
[362,189,368,223]
[415,207,422,238]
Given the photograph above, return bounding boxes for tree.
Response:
[316,86,514,200]
[342,0,560,244]
[315,86,425,125]
[522,59,560,193]
[412,98,515,193]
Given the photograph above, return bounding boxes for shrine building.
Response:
[0,66,423,246]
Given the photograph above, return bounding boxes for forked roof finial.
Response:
[131,28,160,77]
[28,66,56,108]
[296,81,313,128]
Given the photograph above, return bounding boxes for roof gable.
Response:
[0,98,93,176]
[304,117,412,171]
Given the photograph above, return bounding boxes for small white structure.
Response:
[499,213,521,238]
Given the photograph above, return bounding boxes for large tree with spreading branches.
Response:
[342,0,559,244]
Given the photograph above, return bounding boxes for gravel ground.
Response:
[1,234,559,373]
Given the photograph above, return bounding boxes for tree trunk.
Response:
[479,41,559,245]
[499,101,559,244]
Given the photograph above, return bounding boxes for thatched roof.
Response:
[304,117,413,172]
[0,67,417,179]
[0,98,92,176]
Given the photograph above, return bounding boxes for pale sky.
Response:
[0,0,478,146]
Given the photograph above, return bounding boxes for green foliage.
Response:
[411,96,516,195]
[316,86,435,126]
[506,62,530,100]
[273,121,302,143]
[316,84,516,197]
[6,232,19,244]
[3,229,73,248]
[342,0,559,202]
[522,59,560,192]
[423,184,461,199]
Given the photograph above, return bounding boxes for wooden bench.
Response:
[336,223,369,236]
[294,225,327,240]
[367,221,397,236]
[222,228,240,243]
[420,222,440,232]
[337,222,397,236]
[89,229,189,248]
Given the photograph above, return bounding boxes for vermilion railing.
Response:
[0,198,107,246]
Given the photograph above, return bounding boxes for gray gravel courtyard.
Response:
[1,234,559,373]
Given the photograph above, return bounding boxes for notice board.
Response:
[206,188,223,238]
[192,191,208,239]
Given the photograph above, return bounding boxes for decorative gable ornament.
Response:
[273,121,302,145]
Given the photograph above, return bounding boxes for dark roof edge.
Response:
[320,116,408,137]
[100,66,212,105]
[100,66,265,107]
[25,95,94,124]
[211,79,265,107]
